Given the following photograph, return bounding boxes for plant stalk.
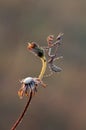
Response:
[10,91,32,130]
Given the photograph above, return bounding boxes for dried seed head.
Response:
[18,77,46,99]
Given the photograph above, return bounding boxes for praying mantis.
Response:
[18,33,63,98]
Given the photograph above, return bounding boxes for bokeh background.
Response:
[0,0,86,130]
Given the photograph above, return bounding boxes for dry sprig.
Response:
[10,33,63,130]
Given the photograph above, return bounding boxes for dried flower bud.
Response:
[27,42,44,58]
[27,42,38,50]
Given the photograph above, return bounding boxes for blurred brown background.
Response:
[0,0,86,130]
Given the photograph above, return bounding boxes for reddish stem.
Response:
[10,91,32,130]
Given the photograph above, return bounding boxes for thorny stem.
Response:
[10,91,32,130]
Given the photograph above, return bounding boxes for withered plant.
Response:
[11,33,63,130]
